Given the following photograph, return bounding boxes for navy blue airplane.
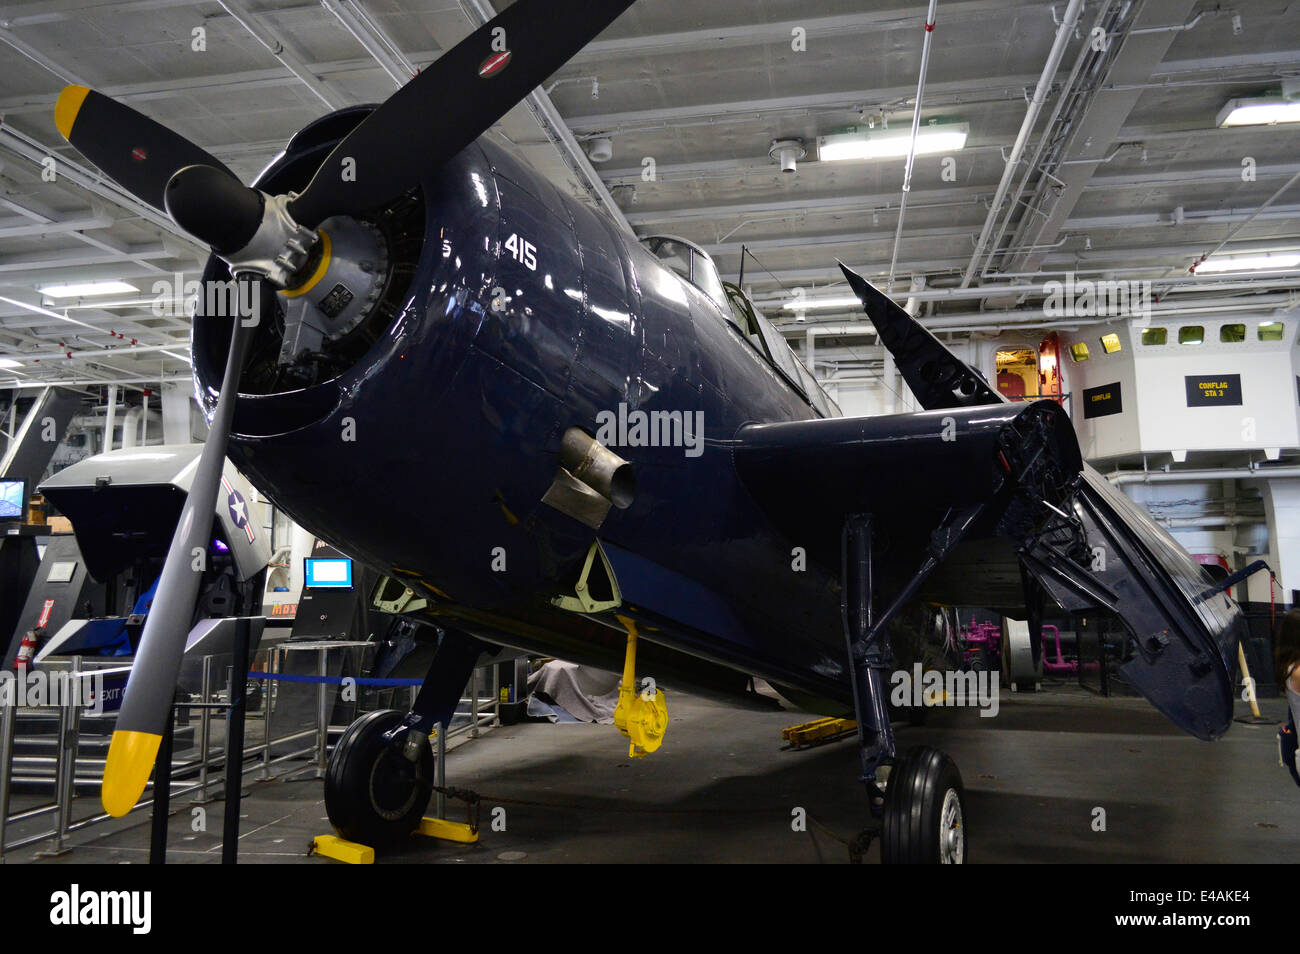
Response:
[52,0,1246,862]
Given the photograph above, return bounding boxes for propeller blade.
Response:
[54,85,236,213]
[101,317,251,817]
[288,0,637,228]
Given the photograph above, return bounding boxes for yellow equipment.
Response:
[612,615,669,758]
[311,834,375,865]
[782,716,857,749]
[415,816,479,844]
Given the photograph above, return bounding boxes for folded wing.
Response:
[732,265,1240,740]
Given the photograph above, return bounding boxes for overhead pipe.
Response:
[959,0,1085,288]
[1108,467,1300,485]
[756,271,1300,311]
[0,376,192,390]
[885,0,938,292]
[1127,7,1232,37]
[760,280,1300,313]
[772,292,1299,337]
[989,3,1141,276]
[102,384,117,454]
[0,21,89,86]
[320,0,415,85]
[1153,515,1262,529]
[982,0,1115,278]
[0,126,202,247]
[1188,170,1300,275]
[11,343,198,362]
[215,0,345,110]
[459,0,632,233]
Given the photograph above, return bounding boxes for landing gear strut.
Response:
[842,512,976,864]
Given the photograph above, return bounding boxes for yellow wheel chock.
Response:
[781,716,856,749]
[311,834,375,865]
[613,615,668,758]
[416,816,479,843]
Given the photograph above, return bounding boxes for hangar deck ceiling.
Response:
[0,0,1298,391]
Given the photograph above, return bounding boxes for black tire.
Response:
[881,746,966,864]
[325,709,432,848]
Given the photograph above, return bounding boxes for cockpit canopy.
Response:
[640,235,727,309]
[638,235,839,418]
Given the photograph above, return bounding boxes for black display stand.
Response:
[148,617,251,864]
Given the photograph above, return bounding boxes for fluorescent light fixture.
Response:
[818,123,968,162]
[1217,96,1300,127]
[1195,253,1300,273]
[38,280,138,298]
[783,295,863,311]
[0,358,23,369]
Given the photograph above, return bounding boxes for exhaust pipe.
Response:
[558,427,635,509]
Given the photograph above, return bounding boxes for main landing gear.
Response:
[324,629,485,847]
[842,512,977,864]
[325,708,432,846]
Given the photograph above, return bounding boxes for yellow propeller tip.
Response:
[101,729,162,817]
[54,85,90,140]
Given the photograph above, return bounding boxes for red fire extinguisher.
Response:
[14,630,37,670]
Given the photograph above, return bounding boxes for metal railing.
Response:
[0,643,499,859]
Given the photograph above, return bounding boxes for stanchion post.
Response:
[315,646,329,778]
[262,645,277,780]
[0,691,14,859]
[150,697,176,864]
[222,617,250,864]
[435,724,446,819]
[193,654,213,803]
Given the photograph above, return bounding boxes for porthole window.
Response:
[1178,326,1204,345]
[1100,333,1122,354]
[1069,342,1090,362]
[1140,327,1167,346]
[1259,322,1285,342]
[1220,323,1246,343]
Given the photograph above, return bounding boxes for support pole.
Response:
[841,514,894,788]
[222,617,250,864]
[149,699,176,864]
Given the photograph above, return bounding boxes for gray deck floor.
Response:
[7,684,1298,864]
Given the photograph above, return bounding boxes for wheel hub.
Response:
[367,747,421,822]
[940,787,964,864]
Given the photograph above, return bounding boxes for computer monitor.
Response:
[304,556,353,589]
[0,480,25,520]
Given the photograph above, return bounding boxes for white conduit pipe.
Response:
[886,0,939,292]
[960,0,1085,288]
[1154,516,1263,529]
[1108,468,1300,485]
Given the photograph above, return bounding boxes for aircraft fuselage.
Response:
[194,112,858,704]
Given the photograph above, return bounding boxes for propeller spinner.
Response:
[53,0,638,817]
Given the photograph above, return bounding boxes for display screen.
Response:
[0,480,24,519]
[304,557,353,588]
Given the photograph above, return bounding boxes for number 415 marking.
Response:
[504,233,537,271]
